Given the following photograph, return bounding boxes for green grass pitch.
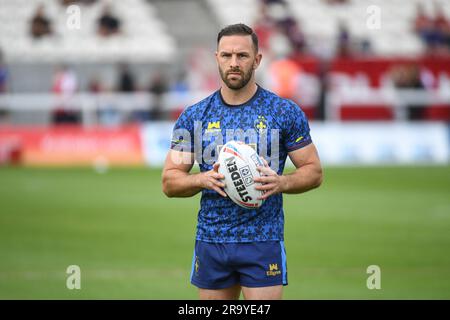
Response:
[0,166,449,299]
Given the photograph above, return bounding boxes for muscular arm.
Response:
[254,143,323,199]
[161,149,227,198]
[281,143,323,194]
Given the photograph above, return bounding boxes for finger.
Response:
[212,185,227,197]
[205,179,225,193]
[254,175,276,183]
[211,178,226,188]
[212,172,225,180]
[258,189,276,200]
[262,157,269,167]
[213,162,220,172]
[256,165,275,176]
[255,183,276,191]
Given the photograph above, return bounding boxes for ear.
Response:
[253,52,262,70]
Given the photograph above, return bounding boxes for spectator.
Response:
[390,64,426,120]
[148,72,169,121]
[52,65,78,95]
[61,0,98,5]
[97,5,121,37]
[391,64,424,89]
[116,63,135,92]
[0,49,8,93]
[414,4,437,51]
[115,63,135,124]
[257,0,306,56]
[285,20,306,55]
[0,49,9,124]
[336,22,352,57]
[51,65,80,124]
[413,3,450,55]
[30,4,53,39]
[262,0,286,5]
[433,7,450,55]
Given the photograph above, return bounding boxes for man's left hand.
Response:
[253,159,286,200]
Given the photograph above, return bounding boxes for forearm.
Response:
[162,170,202,198]
[281,163,323,194]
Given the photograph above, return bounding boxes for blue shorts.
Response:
[190,240,288,289]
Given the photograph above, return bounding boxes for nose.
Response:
[230,54,239,69]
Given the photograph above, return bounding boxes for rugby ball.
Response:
[217,140,265,209]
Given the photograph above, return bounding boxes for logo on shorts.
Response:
[195,256,200,274]
[266,263,281,276]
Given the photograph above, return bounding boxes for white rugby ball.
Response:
[218,140,265,209]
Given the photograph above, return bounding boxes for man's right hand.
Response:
[195,163,227,197]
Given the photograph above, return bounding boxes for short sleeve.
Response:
[284,103,312,152]
[170,108,195,153]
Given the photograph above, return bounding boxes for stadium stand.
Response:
[0,0,449,123]
[207,0,450,56]
[0,0,176,63]
[0,0,449,168]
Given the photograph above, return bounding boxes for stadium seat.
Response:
[0,0,176,63]
[423,105,450,121]
[340,104,394,121]
[300,106,316,120]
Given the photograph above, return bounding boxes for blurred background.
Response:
[0,0,449,299]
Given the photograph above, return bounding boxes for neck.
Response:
[220,81,258,106]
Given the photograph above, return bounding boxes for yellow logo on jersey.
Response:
[207,121,220,130]
[266,263,281,276]
[254,115,267,131]
[295,136,303,143]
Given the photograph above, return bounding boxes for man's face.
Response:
[216,35,261,90]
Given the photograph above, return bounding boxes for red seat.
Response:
[301,106,316,120]
[340,104,394,121]
[423,105,450,121]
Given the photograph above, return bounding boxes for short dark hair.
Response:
[217,23,259,52]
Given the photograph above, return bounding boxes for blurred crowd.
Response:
[253,0,365,59]
[28,0,366,57]
[31,0,121,39]
[49,62,178,125]
[1,0,449,125]
[414,3,450,56]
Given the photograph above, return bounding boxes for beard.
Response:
[219,66,253,90]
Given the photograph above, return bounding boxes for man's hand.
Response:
[254,159,286,200]
[162,150,227,198]
[196,163,227,197]
[253,144,323,200]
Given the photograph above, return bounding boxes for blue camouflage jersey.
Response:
[170,85,312,243]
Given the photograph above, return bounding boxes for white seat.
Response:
[1,0,177,63]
